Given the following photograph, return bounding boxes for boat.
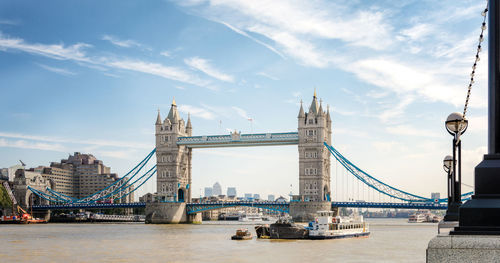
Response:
[308,211,370,239]
[255,224,271,239]
[238,212,263,222]
[408,213,427,223]
[269,217,309,239]
[0,214,47,224]
[0,182,46,224]
[0,215,22,224]
[218,212,241,221]
[408,210,441,223]
[231,228,253,240]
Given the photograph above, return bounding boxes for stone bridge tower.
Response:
[155,98,192,202]
[297,92,332,202]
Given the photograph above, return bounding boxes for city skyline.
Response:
[0,0,490,200]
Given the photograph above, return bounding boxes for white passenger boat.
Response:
[308,211,370,239]
[408,213,427,223]
[408,210,440,223]
[238,212,263,222]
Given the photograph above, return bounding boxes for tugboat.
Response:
[308,211,370,239]
[231,228,253,240]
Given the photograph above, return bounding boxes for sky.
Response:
[0,0,490,201]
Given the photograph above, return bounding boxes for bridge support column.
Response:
[289,201,335,222]
[145,203,201,224]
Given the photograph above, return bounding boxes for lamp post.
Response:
[451,0,500,235]
[443,155,455,221]
[444,113,468,221]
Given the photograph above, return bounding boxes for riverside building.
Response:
[33,152,134,202]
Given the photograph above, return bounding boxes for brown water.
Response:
[0,218,436,263]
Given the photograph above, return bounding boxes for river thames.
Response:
[0,218,436,262]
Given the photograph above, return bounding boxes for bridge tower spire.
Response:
[297,91,332,202]
[155,99,192,202]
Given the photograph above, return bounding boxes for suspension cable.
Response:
[463,1,489,119]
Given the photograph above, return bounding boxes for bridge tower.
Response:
[297,91,332,202]
[155,98,192,202]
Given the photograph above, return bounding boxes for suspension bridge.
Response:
[28,94,473,222]
[30,142,471,213]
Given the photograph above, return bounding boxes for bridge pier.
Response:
[145,202,201,224]
[289,201,336,222]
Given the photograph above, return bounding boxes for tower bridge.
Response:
[145,92,332,223]
[28,92,474,223]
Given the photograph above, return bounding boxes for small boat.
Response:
[308,211,370,239]
[231,229,253,240]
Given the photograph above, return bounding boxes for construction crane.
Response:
[1,181,37,223]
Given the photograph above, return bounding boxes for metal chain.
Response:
[463,2,489,120]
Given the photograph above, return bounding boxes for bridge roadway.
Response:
[176,132,299,148]
[31,201,447,211]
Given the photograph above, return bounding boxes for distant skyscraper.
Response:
[253,194,260,200]
[227,187,237,197]
[213,182,222,196]
[268,194,275,201]
[204,187,213,197]
[244,193,252,200]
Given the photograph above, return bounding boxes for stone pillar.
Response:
[145,202,201,224]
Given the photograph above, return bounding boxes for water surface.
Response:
[0,218,437,262]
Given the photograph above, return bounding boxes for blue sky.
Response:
[0,0,490,200]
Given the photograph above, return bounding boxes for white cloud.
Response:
[102,34,143,49]
[0,32,216,90]
[0,19,19,25]
[399,24,434,41]
[184,57,235,82]
[231,106,251,120]
[178,104,216,120]
[218,21,285,59]
[160,51,172,57]
[0,138,67,152]
[0,132,150,149]
[0,31,90,61]
[256,72,279,80]
[36,63,76,76]
[104,59,210,87]
[179,0,393,67]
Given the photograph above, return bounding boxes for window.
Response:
[305,152,318,158]
[307,130,317,136]
[308,119,313,124]
[305,168,318,175]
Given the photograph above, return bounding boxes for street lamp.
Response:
[444,112,468,221]
[443,155,454,221]
[452,0,500,235]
